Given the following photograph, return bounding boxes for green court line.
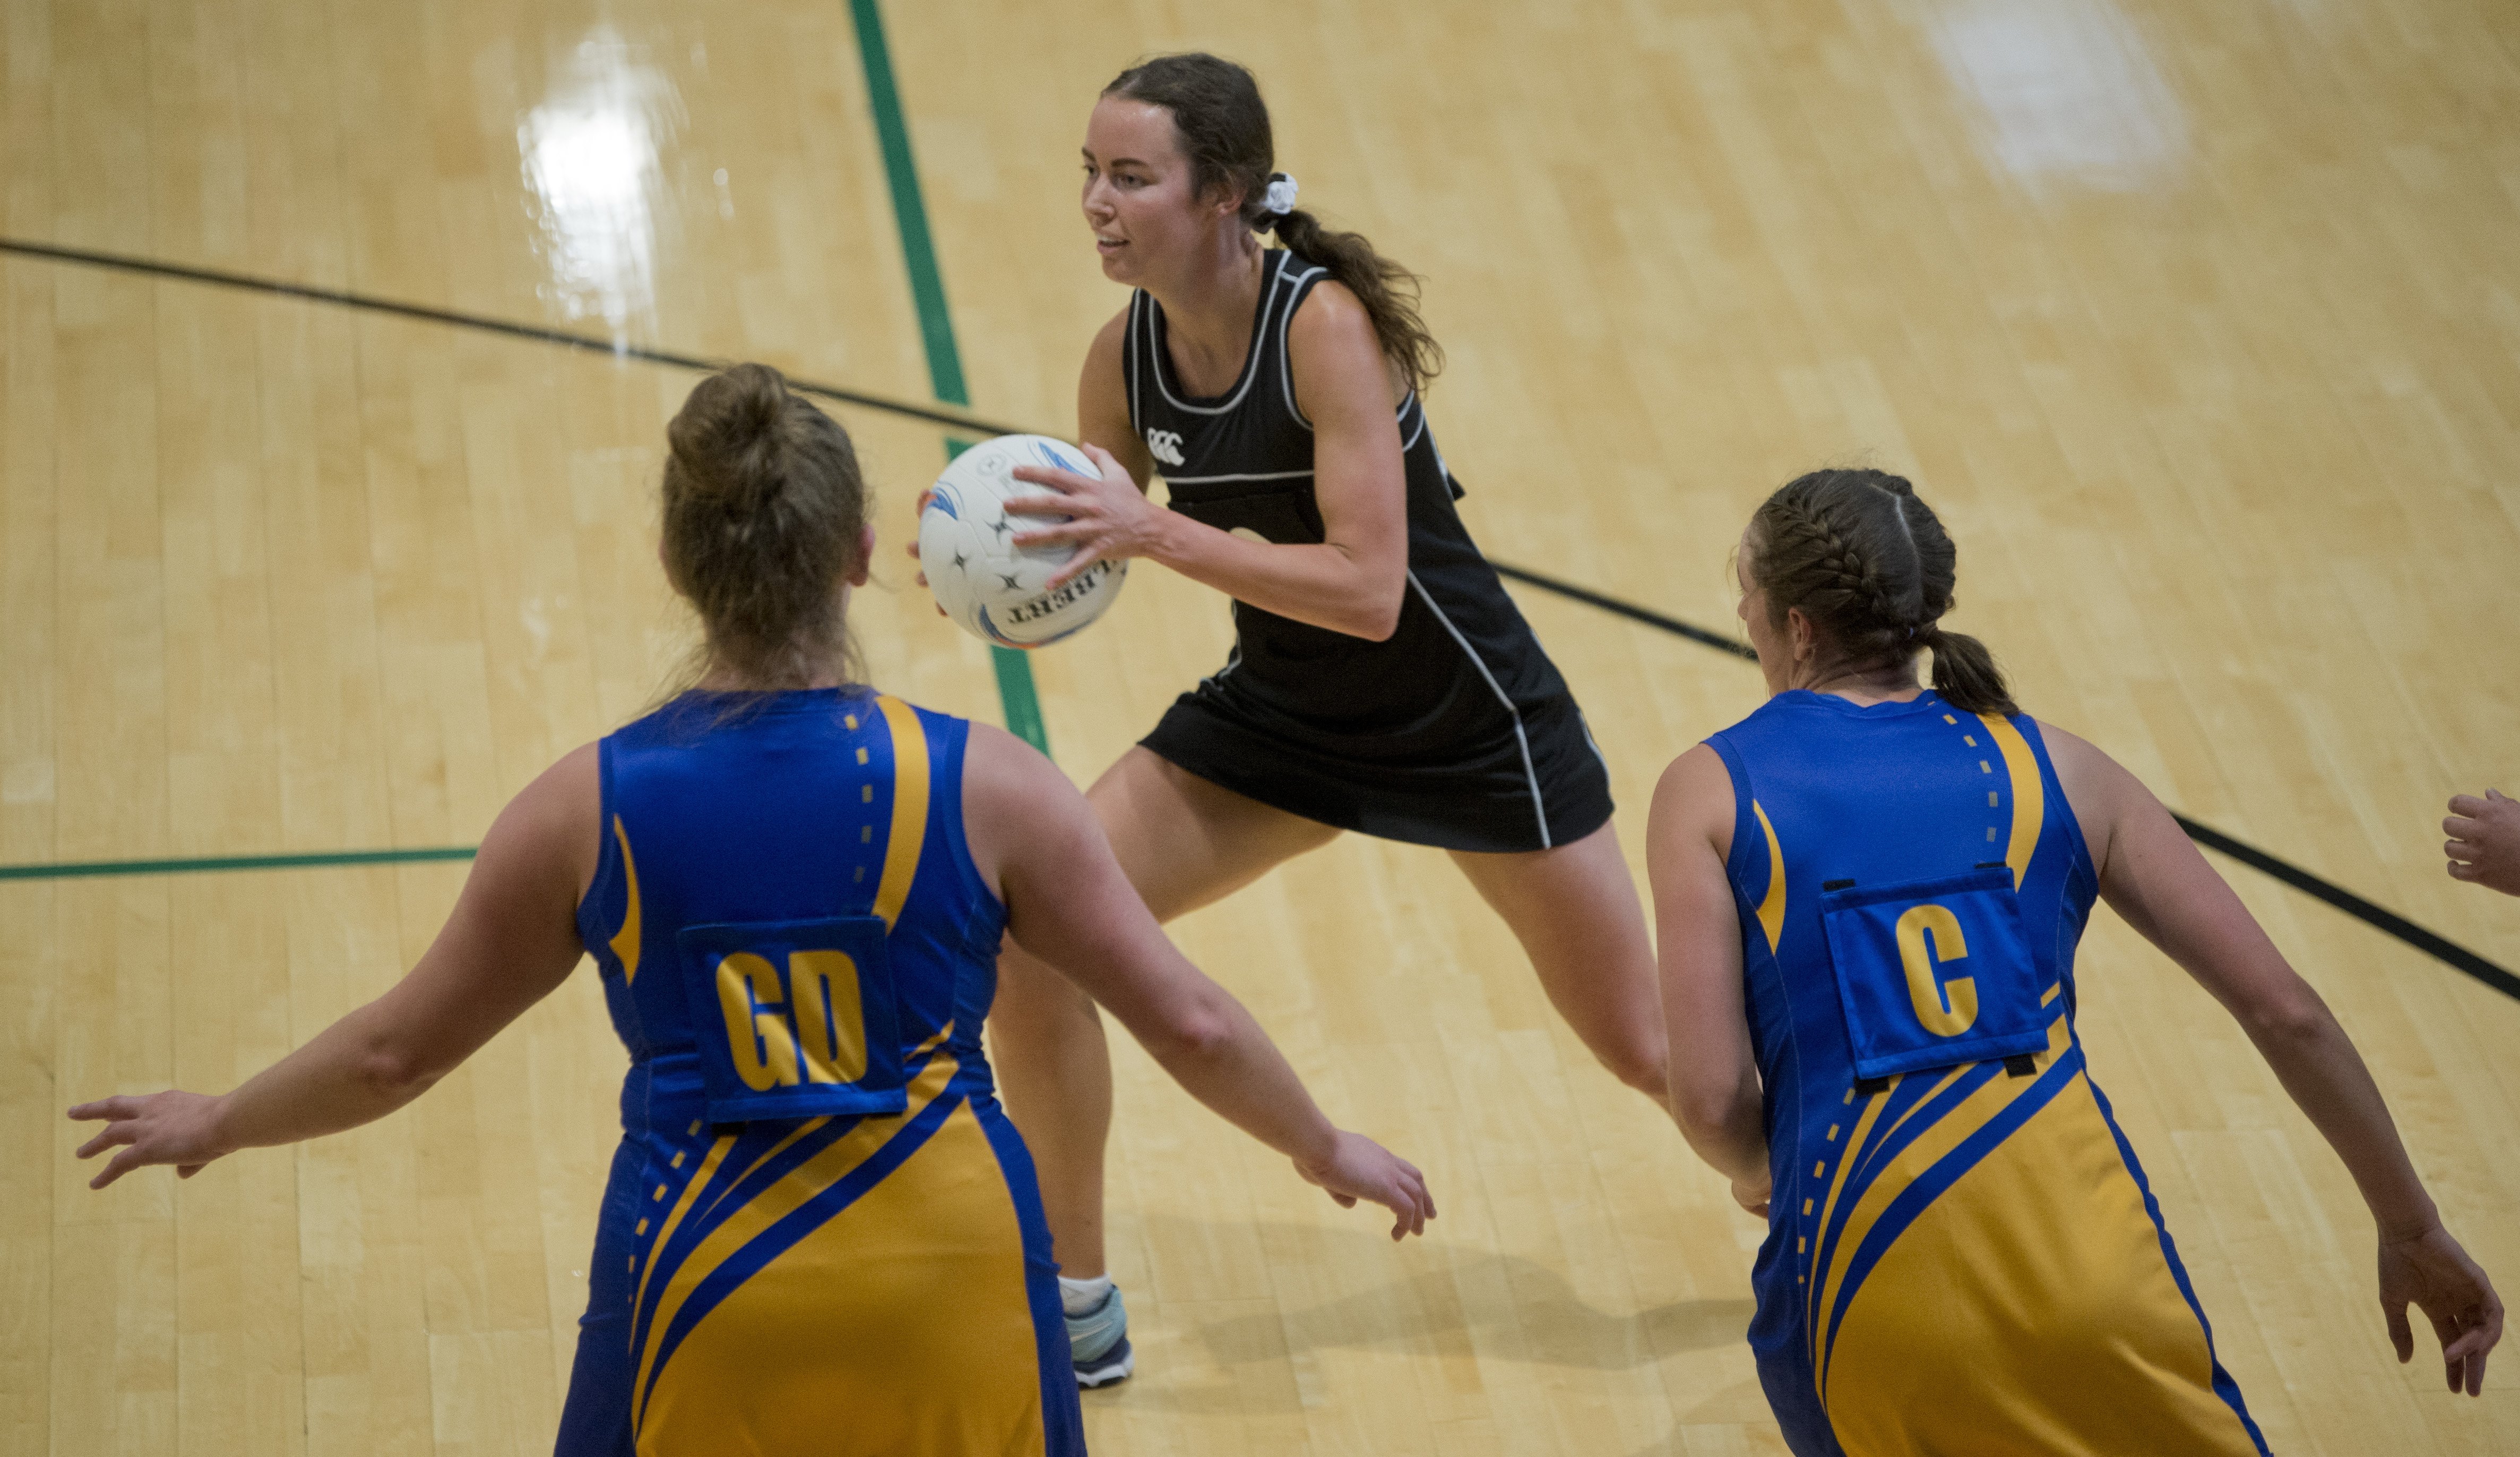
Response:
[2,5,1039,887]
[849,0,1051,757]
[0,846,477,882]
[1,40,2502,1008]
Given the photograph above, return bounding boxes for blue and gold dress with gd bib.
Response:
[554,688,1080,1457]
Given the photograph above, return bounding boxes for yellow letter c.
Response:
[1894,904,1978,1038]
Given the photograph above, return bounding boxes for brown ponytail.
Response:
[1263,205,1442,396]
[1104,54,1444,394]
[1745,468,2018,717]
[1917,626,2012,718]
[661,363,869,690]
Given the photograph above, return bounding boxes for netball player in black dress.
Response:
[982,54,1669,1383]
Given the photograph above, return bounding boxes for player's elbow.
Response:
[1347,580,1405,641]
[2219,960,2338,1054]
[1140,979,1237,1064]
[2237,984,2335,1051]
[1669,1093,1733,1147]
[355,1029,448,1102]
[1669,1068,1759,1147]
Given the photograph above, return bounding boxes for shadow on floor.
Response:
[1100,1213,1756,1418]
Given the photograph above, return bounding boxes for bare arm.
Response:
[2043,722,2502,1393]
[960,724,1432,1237]
[1074,307,1158,489]
[1009,283,1409,640]
[1647,744,1771,1212]
[72,746,599,1187]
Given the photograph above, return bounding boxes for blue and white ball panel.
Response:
[920,435,1127,649]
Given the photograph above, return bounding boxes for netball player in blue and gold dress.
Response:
[70,365,1434,1456]
[1650,469,2501,1454]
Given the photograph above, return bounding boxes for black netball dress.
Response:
[1124,249,1612,854]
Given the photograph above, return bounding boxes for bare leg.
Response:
[1449,821,1670,1100]
[987,748,1340,1277]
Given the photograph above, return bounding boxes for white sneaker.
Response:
[1066,1285,1134,1388]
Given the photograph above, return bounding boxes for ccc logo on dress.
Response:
[1144,428,1185,467]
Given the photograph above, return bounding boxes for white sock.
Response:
[1059,1274,1114,1317]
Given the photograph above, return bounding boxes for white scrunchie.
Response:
[1263,172,1299,216]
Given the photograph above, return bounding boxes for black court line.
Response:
[4,235,2510,1003]
[0,238,1022,437]
[2170,822,2519,999]
[1495,582,2518,1001]
[1492,562,1758,660]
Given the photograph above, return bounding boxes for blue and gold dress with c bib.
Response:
[1707,690,2269,1457]
[553,688,1081,1456]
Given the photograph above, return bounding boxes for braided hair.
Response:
[1745,469,2016,716]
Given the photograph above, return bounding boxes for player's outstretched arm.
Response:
[961,723,1433,1239]
[2043,722,2503,1395]
[68,747,598,1190]
[1647,744,1771,1216]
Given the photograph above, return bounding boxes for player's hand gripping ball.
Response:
[919,435,1128,648]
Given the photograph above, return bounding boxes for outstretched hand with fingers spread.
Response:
[68,1090,229,1190]
[2445,788,2520,896]
[1293,1130,1437,1241]
[2378,1222,2503,1397]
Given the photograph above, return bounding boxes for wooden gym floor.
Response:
[3,0,2516,1452]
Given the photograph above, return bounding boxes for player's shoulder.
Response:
[2020,716,2144,871]
[957,721,1095,890]
[1083,305,1134,407]
[1651,742,1738,850]
[2025,716,2116,790]
[1287,273,1374,346]
[959,721,1071,807]
[508,740,602,823]
[1655,742,1733,800]
[1284,274,1392,412]
[1088,305,1132,362]
[482,739,604,898]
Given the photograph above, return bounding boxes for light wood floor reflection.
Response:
[4,0,2515,1452]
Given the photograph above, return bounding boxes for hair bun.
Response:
[667,362,792,509]
[659,362,870,689]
